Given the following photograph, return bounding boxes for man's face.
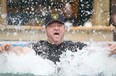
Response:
[63,3,73,18]
[45,22,65,45]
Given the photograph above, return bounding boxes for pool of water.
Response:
[0,41,28,47]
[0,41,116,76]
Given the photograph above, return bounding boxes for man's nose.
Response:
[54,25,59,30]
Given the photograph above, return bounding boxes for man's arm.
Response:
[0,44,31,55]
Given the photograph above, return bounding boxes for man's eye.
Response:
[48,25,54,27]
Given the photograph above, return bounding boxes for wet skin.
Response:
[45,22,65,45]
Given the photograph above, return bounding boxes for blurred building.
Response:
[0,0,115,27]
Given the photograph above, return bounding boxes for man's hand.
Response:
[108,43,116,56]
[0,44,31,55]
[0,44,13,52]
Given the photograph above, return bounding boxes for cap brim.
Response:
[46,20,64,27]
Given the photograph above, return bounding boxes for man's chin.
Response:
[53,36,60,39]
[53,39,60,42]
[53,38,61,43]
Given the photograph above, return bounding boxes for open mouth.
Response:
[54,32,59,35]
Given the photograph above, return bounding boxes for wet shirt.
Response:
[28,40,87,64]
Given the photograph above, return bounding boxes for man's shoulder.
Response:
[63,40,87,50]
[27,40,47,47]
[63,40,86,45]
[29,40,48,52]
[31,40,47,45]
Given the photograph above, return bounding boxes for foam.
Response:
[57,42,116,76]
[0,49,55,75]
[0,42,116,76]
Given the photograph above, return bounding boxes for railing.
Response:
[0,26,115,31]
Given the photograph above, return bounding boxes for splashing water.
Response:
[57,42,116,76]
[0,42,116,76]
[64,21,73,31]
[0,48,55,75]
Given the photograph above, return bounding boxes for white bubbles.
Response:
[81,4,84,7]
[31,7,34,11]
[86,11,91,15]
[64,21,73,31]
[0,48,55,75]
[0,42,116,76]
[57,42,116,76]
[6,32,10,36]
[13,32,17,36]
[42,11,46,16]
[80,0,83,2]
[84,21,92,27]
[1,14,7,19]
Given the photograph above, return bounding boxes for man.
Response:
[28,13,87,64]
[0,13,87,64]
[0,13,116,64]
[63,2,74,21]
